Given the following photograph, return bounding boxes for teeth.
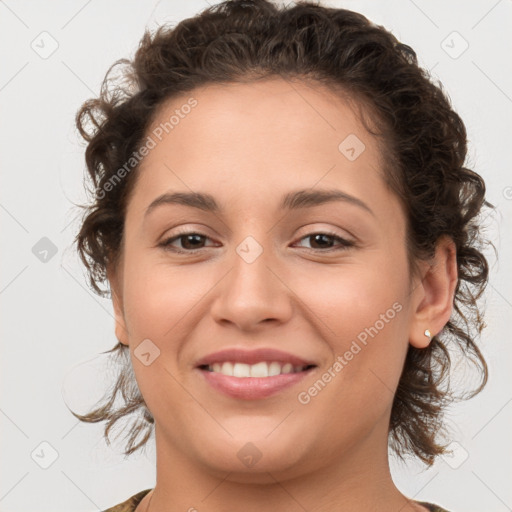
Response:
[268,361,281,376]
[207,361,309,377]
[233,362,251,377]
[221,362,233,375]
[249,361,268,377]
[282,363,293,374]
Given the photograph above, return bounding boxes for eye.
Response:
[159,231,216,253]
[158,230,355,254]
[293,232,355,252]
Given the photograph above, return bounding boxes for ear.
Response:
[107,264,129,346]
[409,235,458,349]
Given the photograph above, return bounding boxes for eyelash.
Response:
[158,229,355,254]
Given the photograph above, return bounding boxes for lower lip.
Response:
[197,367,315,400]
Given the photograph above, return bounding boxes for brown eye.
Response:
[294,232,354,251]
[159,232,213,252]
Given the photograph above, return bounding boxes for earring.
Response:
[424,329,432,340]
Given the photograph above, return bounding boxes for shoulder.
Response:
[99,492,451,512]
[417,501,452,512]
[101,489,152,512]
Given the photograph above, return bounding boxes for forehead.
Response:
[143,77,380,166]
[129,77,392,219]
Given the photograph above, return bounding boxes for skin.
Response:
[107,78,457,512]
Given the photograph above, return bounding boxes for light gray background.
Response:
[1,1,511,511]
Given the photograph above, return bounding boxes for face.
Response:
[109,78,435,481]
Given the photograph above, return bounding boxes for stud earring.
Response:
[424,329,432,340]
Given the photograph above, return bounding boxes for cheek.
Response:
[281,263,410,458]
[292,260,409,405]
[122,253,212,340]
[294,259,407,339]
[121,254,212,422]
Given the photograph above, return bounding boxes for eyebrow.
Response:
[144,188,374,218]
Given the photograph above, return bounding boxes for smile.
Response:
[197,363,317,400]
[200,361,315,377]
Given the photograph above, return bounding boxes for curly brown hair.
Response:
[70,0,492,465]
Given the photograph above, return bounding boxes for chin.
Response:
[194,435,311,480]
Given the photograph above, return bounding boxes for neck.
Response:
[143,423,424,512]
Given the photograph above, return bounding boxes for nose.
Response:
[209,238,294,332]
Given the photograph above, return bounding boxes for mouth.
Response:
[196,361,317,400]
[194,347,318,400]
[198,361,316,377]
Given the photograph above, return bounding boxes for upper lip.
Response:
[195,348,317,368]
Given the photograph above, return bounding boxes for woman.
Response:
[71,1,491,510]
